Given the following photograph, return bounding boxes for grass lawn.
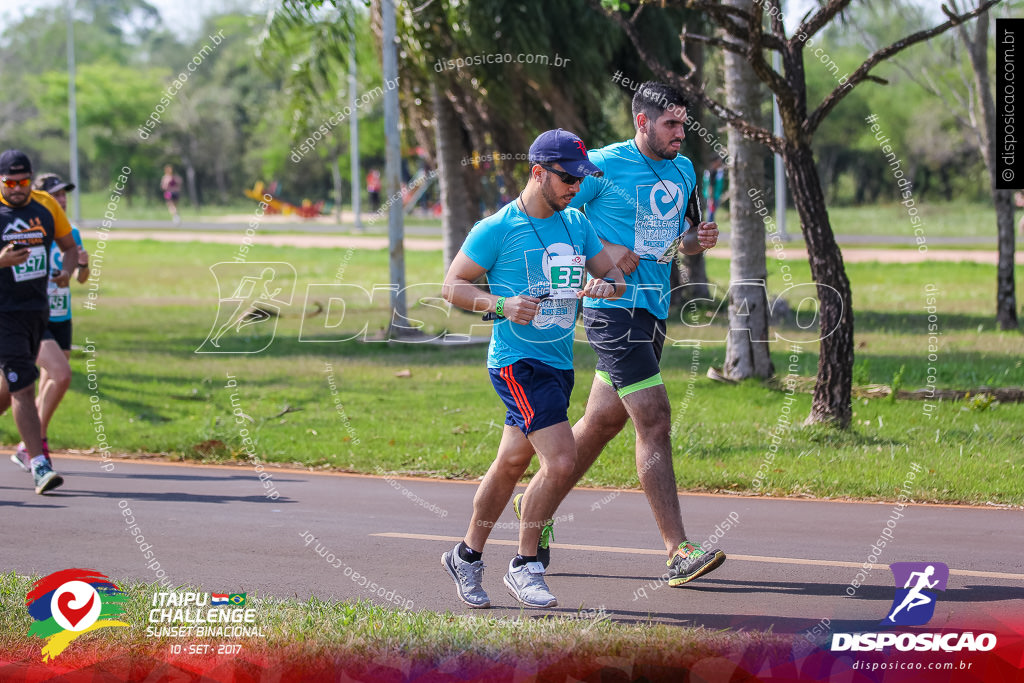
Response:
[4,239,1021,506]
[0,573,792,675]
[715,201,1004,241]
[76,193,1007,243]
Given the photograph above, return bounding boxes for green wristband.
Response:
[495,297,505,317]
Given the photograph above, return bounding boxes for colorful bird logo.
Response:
[26,569,129,661]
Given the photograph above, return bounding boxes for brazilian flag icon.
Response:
[229,593,246,606]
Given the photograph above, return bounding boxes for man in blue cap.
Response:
[440,129,625,609]
[0,149,80,494]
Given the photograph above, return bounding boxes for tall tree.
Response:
[257,0,358,209]
[957,5,1018,330]
[721,0,772,381]
[602,0,998,426]
[854,1,1017,329]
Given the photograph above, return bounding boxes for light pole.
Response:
[66,0,81,222]
[772,49,788,241]
[349,34,361,230]
[381,0,409,335]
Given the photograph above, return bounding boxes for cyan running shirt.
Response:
[48,226,83,322]
[570,140,700,320]
[462,201,604,370]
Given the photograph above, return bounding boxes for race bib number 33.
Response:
[548,255,585,297]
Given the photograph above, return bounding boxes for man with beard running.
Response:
[517,82,726,586]
[0,150,80,494]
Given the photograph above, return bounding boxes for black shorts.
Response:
[0,310,47,392]
[583,307,666,397]
[43,319,73,351]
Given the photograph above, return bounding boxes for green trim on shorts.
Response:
[617,373,664,398]
[595,369,613,386]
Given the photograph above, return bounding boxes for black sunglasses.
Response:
[538,164,584,185]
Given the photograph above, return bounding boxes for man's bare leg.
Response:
[36,339,71,436]
[570,376,629,482]
[516,421,577,557]
[620,384,685,556]
[464,425,534,553]
[11,385,44,458]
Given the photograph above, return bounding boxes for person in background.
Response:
[366,169,382,213]
[161,165,183,224]
[702,157,726,222]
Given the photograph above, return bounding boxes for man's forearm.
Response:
[444,280,500,313]
[60,245,80,279]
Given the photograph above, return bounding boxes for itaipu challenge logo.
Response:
[26,569,129,661]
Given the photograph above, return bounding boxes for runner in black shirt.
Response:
[0,150,80,494]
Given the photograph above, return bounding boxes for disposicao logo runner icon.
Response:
[882,561,949,626]
[26,569,129,661]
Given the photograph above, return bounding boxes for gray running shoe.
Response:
[667,541,726,586]
[441,546,490,608]
[503,559,557,608]
[11,443,31,472]
[13,440,51,472]
[33,460,64,495]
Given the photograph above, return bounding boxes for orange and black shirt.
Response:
[0,190,71,312]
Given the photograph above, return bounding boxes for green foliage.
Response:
[805,2,989,205]
[888,365,906,403]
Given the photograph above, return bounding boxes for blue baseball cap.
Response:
[528,129,602,178]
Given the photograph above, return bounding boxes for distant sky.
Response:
[6,0,948,43]
[6,0,259,40]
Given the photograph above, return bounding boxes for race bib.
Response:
[547,254,585,298]
[12,246,48,282]
[48,280,70,318]
[655,230,686,264]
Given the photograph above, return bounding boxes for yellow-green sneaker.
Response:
[512,493,553,569]
[667,541,725,586]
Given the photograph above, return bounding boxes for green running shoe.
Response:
[667,541,725,586]
[512,492,552,569]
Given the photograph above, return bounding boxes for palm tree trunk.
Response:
[434,82,478,270]
[722,0,772,380]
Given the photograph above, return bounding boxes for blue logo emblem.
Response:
[882,562,949,626]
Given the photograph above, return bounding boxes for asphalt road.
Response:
[3,455,1021,638]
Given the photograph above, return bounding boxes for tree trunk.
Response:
[674,253,709,305]
[961,10,1018,330]
[434,82,478,270]
[785,142,853,427]
[994,190,1017,330]
[677,21,709,302]
[722,0,772,381]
